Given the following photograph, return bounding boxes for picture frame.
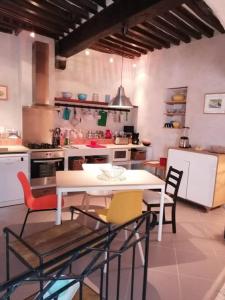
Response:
[0,85,8,100]
[204,93,225,114]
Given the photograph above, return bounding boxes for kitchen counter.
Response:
[64,143,147,150]
[0,145,29,154]
[63,143,151,170]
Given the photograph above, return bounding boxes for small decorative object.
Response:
[100,166,126,180]
[142,139,151,146]
[78,93,87,101]
[0,85,8,100]
[92,93,99,102]
[61,92,72,99]
[204,93,225,114]
[172,94,185,102]
[105,94,111,103]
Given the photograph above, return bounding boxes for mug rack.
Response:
[55,98,136,112]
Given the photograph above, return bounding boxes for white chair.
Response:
[81,163,113,211]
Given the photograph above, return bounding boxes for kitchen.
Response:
[0,0,225,299]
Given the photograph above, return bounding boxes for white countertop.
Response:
[0,145,29,153]
[64,143,148,150]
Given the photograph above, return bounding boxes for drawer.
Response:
[131,149,146,160]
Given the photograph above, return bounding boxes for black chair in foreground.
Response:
[143,166,183,233]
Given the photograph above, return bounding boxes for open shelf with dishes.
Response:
[164,87,187,128]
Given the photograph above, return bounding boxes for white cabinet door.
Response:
[167,149,190,199]
[0,154,29,206]
[186,152,217,207]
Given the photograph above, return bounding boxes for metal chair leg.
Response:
[20,209,30,237]
[172,205,176,233]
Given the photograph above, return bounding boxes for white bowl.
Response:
[101,166,125,179]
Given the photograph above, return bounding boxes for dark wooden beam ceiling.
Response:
[0,0,223,60]
[57,0,186,57]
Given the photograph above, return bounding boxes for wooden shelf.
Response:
[54,97,137,112]
[165,101,186,105]
[165,112,185,116]
[55,97,107,105]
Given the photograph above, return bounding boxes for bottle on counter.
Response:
[105,129,112,139]
[64,130,70,145]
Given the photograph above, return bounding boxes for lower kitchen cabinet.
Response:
[0,153,29,207]
[167,148,225,208]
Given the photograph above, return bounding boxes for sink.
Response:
[0,147,8,153]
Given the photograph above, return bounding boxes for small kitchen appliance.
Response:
[132,132,139,145]
[179,127,190,148]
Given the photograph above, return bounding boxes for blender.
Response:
[179,127,190,148]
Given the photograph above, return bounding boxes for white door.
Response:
[167,149,190,199]
[0,154,29,206]
[186,153,217,207]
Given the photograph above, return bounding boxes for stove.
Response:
[28,143,64,189]
[27,143,61,150]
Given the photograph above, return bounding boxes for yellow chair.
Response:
[95,190,145,265]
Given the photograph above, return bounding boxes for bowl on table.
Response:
[100,166,126,180]
[77,93,87,101]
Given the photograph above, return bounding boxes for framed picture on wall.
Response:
[204,93,225,114]
[0,85,8,100]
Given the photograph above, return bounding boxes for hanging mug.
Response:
[63,107,71,120]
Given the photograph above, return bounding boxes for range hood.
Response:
[32,41,52,107]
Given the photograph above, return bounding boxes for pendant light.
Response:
[109,26,133,108]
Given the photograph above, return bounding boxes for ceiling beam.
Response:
[12,0,71,29]
[185,0,225,33]
[91,0,106,8]
[67,0,98,14]
[131,25,171,48]
[150,16,191,43]
[0,5,63,36]
[163,11,202,40]
[112,33,154,52]
[105,36,148,54]
[141,21,180,45]
[22,0,73,22]
[1,0,68,33]
[57,0,185,57]
[91,42,135,59]
[173,5,214,37]
[47,0,89,20]
[98,38,142,57]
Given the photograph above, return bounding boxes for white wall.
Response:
[55,50,137,135]
[0,31,55,134]
[134,34,225,158]
[0,32,20,130]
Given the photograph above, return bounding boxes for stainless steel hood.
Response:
[22,41,56,144]
[32,41,52,107]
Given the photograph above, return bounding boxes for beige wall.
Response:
[134,34,225,158]
[0,31,55,134]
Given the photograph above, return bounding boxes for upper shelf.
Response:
[165,101,186,105]
[54,98,137,112]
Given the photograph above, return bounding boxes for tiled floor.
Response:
[0,193,224,300]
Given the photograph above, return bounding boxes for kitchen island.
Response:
[63,143,152,170]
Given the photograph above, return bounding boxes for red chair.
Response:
[17,171,64,237]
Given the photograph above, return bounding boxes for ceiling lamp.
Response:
[109,26,133,108]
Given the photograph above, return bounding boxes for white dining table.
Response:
[56,169,165,241]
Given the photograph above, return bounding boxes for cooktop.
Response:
[27,143,61,150]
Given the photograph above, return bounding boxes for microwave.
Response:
[112,148,130,162]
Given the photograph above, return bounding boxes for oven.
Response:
[30,150,64,188]
[112,148,130,162]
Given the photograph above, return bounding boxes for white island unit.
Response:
[167,148,225,208]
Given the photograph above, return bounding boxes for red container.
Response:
[159,157,167,166]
